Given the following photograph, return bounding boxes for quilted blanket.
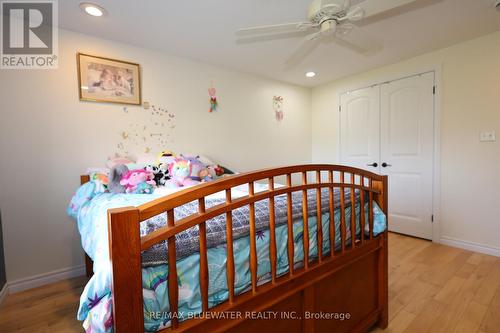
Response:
[141,188,358,265]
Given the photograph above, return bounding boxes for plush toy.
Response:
[200,164,226,182]
[198,168,212,182]
[108,164,129,194]
[91,172,109,193]
[180,154,208,182]
[144,163,170,186]
[120,169,156,194]
[165,158,199,188]
[158,150,176,166]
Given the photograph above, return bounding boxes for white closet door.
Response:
[380,72,434,239]
[340,86,380,174]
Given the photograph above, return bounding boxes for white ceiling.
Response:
[59,0,500,87]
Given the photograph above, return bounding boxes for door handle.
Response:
[382,162,392,168]
[367,162,378,167]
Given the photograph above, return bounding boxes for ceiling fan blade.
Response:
[284,38,321,69]
[336,23,355,36]
[236,30,311,44]
[237,22,315,36]
[331,25,382,55]
[305,31,322,41]
[357,0,418,18]
[345,6,365,21]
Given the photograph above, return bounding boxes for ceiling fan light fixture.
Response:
[346,6,364,21]
[305,71,317,78]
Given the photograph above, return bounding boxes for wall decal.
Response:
[115,103,177,157]
[273,96,284,122]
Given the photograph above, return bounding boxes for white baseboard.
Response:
[440,236,500,258]
[0,283,8,306]
[7,264,86,294]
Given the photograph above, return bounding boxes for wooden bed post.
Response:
[108,207,144,333]
[373,175,389,329]
[80,175,95,278]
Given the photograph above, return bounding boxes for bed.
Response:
[73,164,388,333]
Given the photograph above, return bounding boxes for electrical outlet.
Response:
[480,131,496,142]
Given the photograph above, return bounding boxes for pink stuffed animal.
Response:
[120,169,156,194]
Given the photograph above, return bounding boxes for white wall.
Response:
[0,29,312,282]
[312,31,500,253]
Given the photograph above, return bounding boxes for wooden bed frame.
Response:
[81,164,388,333]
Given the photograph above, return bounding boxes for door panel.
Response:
[388,89,421,156]
[380,73,434,239]
[340,86,380,174]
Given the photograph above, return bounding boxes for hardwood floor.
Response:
[0,275,86,332]
[372,233,500,333]
[0,233,499,332]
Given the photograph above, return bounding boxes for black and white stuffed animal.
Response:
[144,163,170,186]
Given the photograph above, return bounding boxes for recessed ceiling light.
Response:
[305,71,316,78]
[80,3,106,17]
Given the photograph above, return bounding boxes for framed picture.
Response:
[77,53,141,105]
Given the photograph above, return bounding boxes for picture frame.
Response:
[77,53,141,105]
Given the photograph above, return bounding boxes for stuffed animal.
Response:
[158,150,176,166]
[165,158,199,188]
[91,172,109,193]
[144,164,170,186]
[180,154,208,182]
[120,169,156,194]
[200,164,226,182]
[108,164,129,193]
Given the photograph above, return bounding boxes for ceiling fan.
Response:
[237,0,418,68]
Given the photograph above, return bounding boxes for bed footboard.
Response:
[104,165,388,333]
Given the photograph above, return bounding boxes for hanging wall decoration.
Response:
[208,84,218,113]
[273,95,284,122]
[77,53,141,105]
